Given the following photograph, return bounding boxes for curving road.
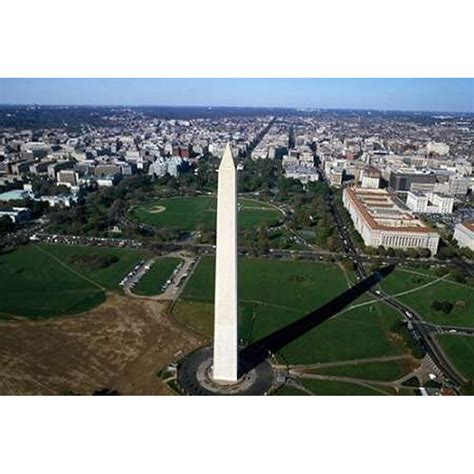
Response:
[320,172,467,388]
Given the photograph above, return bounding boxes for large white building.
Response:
[282,151,319,184]
[426,141,450,156]
[343,188,440,254]
[453,222,474,251]
[360,167,381,189]
[148,155,184,178]
[406,191,454,214]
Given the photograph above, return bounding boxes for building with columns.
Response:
[406,191,454,214]
[453,222,474,251]
[343,187,440,254]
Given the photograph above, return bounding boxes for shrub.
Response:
[431,300,453,314]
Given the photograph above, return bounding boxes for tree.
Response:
[437,246,456,260]
[405,248,419,259]
[0,216,15,234]
[394,248,406,258]
[449,267,468,284]
[431,300,453,314]
[418,248,431,259]
[377,246,387,256]
[341,258,356,271]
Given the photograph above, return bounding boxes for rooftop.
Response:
[345,188,436,234]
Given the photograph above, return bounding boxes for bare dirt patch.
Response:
[0,293,205,395]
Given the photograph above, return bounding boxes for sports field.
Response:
[0,244,149,319]
[133,257,182,296]
[173,257,413,372]
[131,196,283,231]
[380,267,474,327]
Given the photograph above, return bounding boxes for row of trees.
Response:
[47,175,156,236]
[364,246,432,259]
[275,179,341,251]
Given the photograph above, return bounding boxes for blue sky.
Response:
[0,78,472,113]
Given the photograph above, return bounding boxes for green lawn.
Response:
[175,257,410,367]
[131,196,282,231]
[301,378,387,395]
[0,244,148,319]
[272,385,309,396]
[380,268,474,327]
[39,244,150,289]
[436,334,474,381]
[307,360,411,382]
[133,257,181,296]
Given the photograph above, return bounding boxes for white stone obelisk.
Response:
[213,142,238,382]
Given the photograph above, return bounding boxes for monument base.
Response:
[176,346,275,395]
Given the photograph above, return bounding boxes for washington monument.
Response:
[213,143,238,382]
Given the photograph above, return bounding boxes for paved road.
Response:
[278,354,412,371]
[319,170,467,387]
[123,257,156,297]
[25,229,467,271]
[124,253,196,301]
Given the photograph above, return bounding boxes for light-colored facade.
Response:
[0,207,31,223]
[406,191,454,214]
[361,174,380,189]
[430,193,454,214]
[453,222,474,251]
[329,168,345,186]
[343,188,440,254]
[213,143,238,382]
[426,141,450,156]
[406,191,429,213]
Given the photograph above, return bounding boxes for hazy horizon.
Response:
[0,78,472,114]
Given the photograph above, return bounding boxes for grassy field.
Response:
[131,196,282,231]
[174,257,411,369]
[301,379,387,395]
[380,267,474,327]
[0,244,148,319]
[436,334,474,381]
[133,257,181,296]
[273,385,309,395]
[41,244,150,289]
[307,360,412,381]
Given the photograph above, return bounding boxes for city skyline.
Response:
[0,78,473,113]
[1,97,473,399]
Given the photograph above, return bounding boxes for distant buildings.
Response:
[0,207,31,223]
[389,170,436,192]
[406,191,454,214]
[328,168,345,186]
[426,141,450,156]
[148,156,186,178]
[47,160,75,179]
[0,108,472,242]
[453,222,474,251]
[343,187,440,254]
[57,169,79,187]
[282,148,319,184]
[96,174,121,187]
[360,167,381,189]
[389,169,470,196]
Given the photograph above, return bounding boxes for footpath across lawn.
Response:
[0,244,148,319]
